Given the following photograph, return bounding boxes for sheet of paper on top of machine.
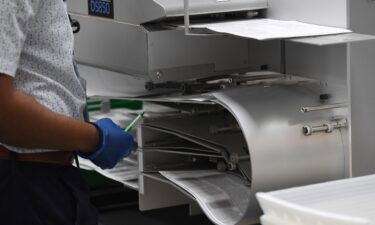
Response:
[160,170,252,225]
[187,19,351,40]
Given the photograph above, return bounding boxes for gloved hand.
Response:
[80,118,134,169]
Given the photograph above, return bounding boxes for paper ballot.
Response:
[160,170,252,225]
[78,155,139,190]
[190,19,351,40]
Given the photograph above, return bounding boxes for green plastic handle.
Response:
[125,111,145,132]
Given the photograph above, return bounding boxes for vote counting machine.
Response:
[68,0,375,224]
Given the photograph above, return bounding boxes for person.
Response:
[0,0,134,224]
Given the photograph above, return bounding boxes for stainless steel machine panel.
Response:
[68,0,267,24]
[72,16,149,77]
[147,28,250,82]
[71,14,251,82]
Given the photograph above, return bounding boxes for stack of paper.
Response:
[257,175,375,225]
[78,153,139,190]
[160,170,252,225]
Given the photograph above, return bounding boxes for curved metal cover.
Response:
[137,84,347,224]
[212,84,347,224]
[213,85,347,192]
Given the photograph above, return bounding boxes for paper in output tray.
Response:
[160,170,252,225]
[189,19,351,40]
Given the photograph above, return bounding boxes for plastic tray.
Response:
[256,175,375,225]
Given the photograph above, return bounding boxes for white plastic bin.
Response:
[256,175,375,225]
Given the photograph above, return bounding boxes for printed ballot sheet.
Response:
[160,170,252,225]
[189,19,351,40]
[78,154,139,190]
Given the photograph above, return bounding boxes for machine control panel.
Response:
[88,0,114,18]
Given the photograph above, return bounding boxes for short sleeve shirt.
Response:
[0,0,86,153]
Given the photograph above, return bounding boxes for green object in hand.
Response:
[125,111,145,132]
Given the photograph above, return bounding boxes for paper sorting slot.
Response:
[139,125,221,172]
[139,111,251,179]
[138,109,252,177]
[139,113,254,225]
[142,124,227,156]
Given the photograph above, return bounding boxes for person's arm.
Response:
[0,2,133,170]
[0,74,99,153]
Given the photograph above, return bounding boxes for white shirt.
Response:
[0,0,86,153]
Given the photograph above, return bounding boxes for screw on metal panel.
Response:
[156,71,163,80]
[302,125,312,136]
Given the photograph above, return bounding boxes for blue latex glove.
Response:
[81,118,134,169]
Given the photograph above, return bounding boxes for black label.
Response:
[88,0,114,19]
